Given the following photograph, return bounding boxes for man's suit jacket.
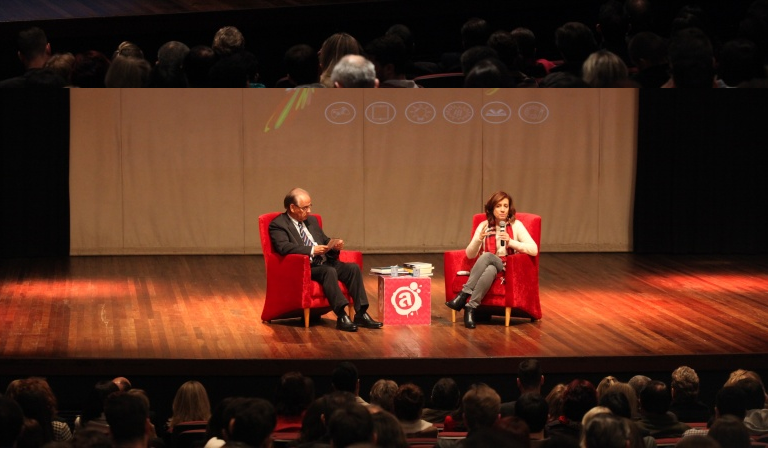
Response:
[268,212,340,261]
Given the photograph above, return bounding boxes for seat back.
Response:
[413,72,465,88]
[472,212,541,249]
[259,212,323,260]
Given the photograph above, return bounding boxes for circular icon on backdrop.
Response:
[405,102,436,124]
[481,102,512,124]
[365,102,396,124]
[518,102,550,124]
[443,102,474,124]
[325,102,356,124]
[390,282,423,316]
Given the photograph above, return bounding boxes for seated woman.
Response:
[445,190,538,328]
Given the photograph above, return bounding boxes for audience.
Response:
[371,409,408,447]
[167,380,211,432]
[369,379,398,414]
[328,402,375,447]
[225,398,276,447]
[3,4,766,89]
[545,379,597,446]
[708,414,753,447]
[104,391,152,448]
[393,383,438,438]
[637,380,691,438]
[500,358,544,417]
[422,377,461,424]
[669,365,711,423]
[273,371,314,432]
[330,54,379,88]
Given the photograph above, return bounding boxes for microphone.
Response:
[498,221,506,247]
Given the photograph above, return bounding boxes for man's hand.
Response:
[313,245,330,255]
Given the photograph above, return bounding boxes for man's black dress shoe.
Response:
[336,314,358,332]
[353,312,384,329]
[445,292,469,311]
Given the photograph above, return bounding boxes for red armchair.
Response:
[258,212,358,327]
[443,213,542,325]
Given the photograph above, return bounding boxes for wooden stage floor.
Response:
[1,253,767,380]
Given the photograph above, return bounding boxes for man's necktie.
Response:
[299,222,312,247]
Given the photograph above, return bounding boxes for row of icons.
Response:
[325,101,550,125]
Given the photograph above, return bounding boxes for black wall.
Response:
[634,90,768,254]
[0,90,70,257]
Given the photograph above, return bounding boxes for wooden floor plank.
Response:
[1,253,768,378]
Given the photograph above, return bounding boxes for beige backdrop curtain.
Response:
[70,88,637,255]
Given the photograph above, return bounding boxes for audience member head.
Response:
[582,49,629,86]
[274,371,314,417]
[319,32,362,86]
[393,383,426,422]
[718,38,767,86]
[599,384,635,419]
[671,4,711,38]
[736,377,765,411]
[105,56,152,88]
[464,58,515,87]
[0,396,24,447]
[282,44,320,86]
[17,26,51,69]
[431,377,461,411]
[715,385,748,420]
[104,391,150,447]
[545,383,567,420]
[487,30,517,70]
[582,412,627,448]
[597,1,629,45]
[517,359,544,394]
[514,393,548,434]
[623,0,653,36]
[112,41,144,60]
[170,380,211,429]
[225,398,276,447]
[671,366,700,403]
[668,27,715,88]
[371,409,407,447]
[328,402,374,447]
[460,45,499,76]
[208,51,259,87]
[112,377,132,392]
[44,52,75,85]
[596,376,620,401]
[562,379,598,423]
[639,380,672,416]
[212,26,245,57]
[153,40,190,87]
[330,54,378,87]
[708,414,752,447]
[555,22,598,65]
[628,31,668,69]
[628,375,651,398]
[206,397,239,442]
[510,27,538,63]
[80,380,120,426]
[462,383,501,431]
[369,379,398,414]
[489,415,531,447]
[386,24,416,59]
[184,45,217,87]
[72,50,110,88]
[365,34,409,82]
[332,361,360,395]
[299,391,356,444]
[461,17,492,50]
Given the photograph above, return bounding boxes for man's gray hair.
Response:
[330,54,377,87]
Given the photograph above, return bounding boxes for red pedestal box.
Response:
[377,276,431,325]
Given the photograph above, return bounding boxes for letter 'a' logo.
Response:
[390,282,423,316]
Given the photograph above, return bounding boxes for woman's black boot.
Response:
[445,292,469,311]
[464,306,477,329]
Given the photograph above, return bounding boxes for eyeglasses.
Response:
[294,203,312,211]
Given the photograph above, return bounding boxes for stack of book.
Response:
[403,262,434,277]
[369,262,434,277]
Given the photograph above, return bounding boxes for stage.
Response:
[2,252,767,379]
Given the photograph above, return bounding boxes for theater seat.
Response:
[443,212,542,325]
[258,212,357,327]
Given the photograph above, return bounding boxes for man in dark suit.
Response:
[268,188,382,332]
